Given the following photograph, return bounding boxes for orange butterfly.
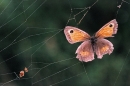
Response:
[64,19,118,62]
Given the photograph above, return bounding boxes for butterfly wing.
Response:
[94,38,114,59]
[95,19,118,38]
[76,40,94,62]
[64,26,90,44]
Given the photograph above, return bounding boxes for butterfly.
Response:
[64,19,118,62]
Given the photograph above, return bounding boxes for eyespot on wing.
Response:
[95,19,118,38]
[64,26,90,44]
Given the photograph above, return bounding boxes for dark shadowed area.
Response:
[0,0,130,86]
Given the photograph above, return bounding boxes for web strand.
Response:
[0,0,129,86]
[113,49,130,86]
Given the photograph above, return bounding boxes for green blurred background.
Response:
[0,0,130,86]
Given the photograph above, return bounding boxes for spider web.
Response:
[0,0,130,86]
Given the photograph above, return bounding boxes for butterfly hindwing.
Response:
[95,19,118,38]
[64,26,90,44]
[76,40,94,62]
[94,38,114,59]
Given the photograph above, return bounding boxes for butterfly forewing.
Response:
[94,39,114,59]
[76,40,94,62]
[64,26,90,44]
[95,19,118,38]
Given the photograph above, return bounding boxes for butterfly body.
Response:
[90,36,97,45]
[64,19,118,62]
